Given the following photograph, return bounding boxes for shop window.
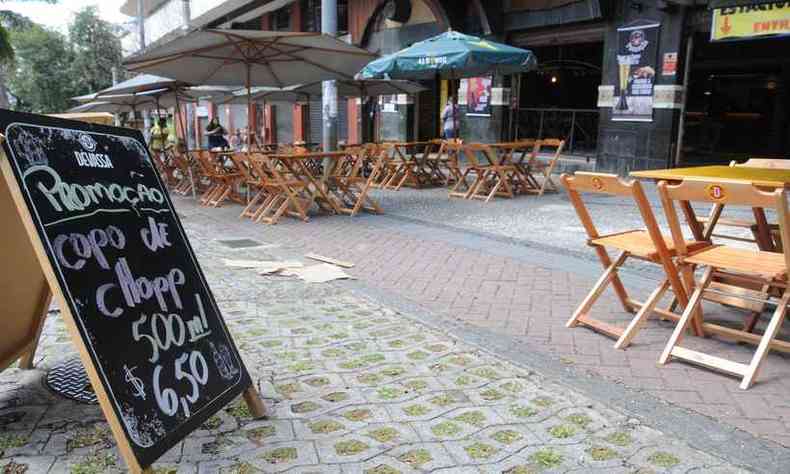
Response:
[300,0,346,33]
[273,7,291,31]
[338,0,348,34]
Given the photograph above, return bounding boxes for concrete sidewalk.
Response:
[0,196,762,473]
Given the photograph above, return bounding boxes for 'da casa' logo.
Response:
[591,176,605,191]
[706,184,726,201]
[78,133,97,152]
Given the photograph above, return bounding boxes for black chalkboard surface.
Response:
[0,110,252,469]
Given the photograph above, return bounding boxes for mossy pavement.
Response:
[0,198,751,473]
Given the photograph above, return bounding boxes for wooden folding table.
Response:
[632,165,790,352]
[632,165,790,252]
[268,150,382,218]
[384,141,437,190]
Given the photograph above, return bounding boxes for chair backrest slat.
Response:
[565,172,634,197]
[658,178,778,208]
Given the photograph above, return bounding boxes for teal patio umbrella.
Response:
[357,30,536,137]
[357,30,536,80]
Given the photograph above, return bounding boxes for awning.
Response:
[708,0,782,9]
[219,0,297,26]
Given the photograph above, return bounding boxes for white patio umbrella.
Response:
[123,29,377,146]
[71,92,99,103]
[68,101,137,113]
[94,74,191,96]
[67,94,156,114]
[68,95,198,114]
[94,74,201,146]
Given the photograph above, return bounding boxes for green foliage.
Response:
[5,4,123,113]
[68,6,123,94]
[7,24,75,112]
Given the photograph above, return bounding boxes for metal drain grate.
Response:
[216,238,264,249]
[45,358,97,404]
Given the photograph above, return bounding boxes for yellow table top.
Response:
[631,165,790,187]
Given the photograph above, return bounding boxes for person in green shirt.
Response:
[149,117,167,152]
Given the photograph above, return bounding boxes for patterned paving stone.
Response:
[0,197,755,473]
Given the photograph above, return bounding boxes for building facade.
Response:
[121,0,790,172]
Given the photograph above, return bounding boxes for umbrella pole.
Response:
[247,63,253,150]
[452,72,459,139]
[303,93,310,148]
[362,83,367,144]
[175,91,186,147]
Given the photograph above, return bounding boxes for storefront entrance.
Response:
[514,40,603,155]
[680,33,790,164]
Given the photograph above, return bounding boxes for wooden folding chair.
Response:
[371,142,398,189]
[460,143,527,202]
[434,138,463,186]
[206,152,242,208]
[227,152,261,219]
[507,139,540,191]
[325,146,383,216]
[420,139,450,186]
[238,153,277,221]
[526,139,565,196]
[448,141,481,199]
[658,179,790,389]
[171,149,195,196]
[561,172,706,349]
[254,155,313,225]
[192,150,224,206]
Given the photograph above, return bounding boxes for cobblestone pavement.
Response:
[0,198,755,473]
[146,190,790,452]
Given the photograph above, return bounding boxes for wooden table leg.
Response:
[752,207,774,251]
[680,200,706,242]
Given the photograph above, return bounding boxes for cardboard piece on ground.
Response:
[305,253,354,268]
[281,263,355,283]
[257,262,304,275]
[223,259,302,270]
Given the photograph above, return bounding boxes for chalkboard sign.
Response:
[0,110,258,470]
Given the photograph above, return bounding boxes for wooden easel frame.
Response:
[0,142,265,473]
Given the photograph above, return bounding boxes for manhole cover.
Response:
[217,238,264,249]
[45,358,97,404]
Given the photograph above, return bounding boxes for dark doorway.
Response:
[680,33,790,164]
[516,41,603,154]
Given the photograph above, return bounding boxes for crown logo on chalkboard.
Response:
[78,133,97,152]
[12,129,48,168]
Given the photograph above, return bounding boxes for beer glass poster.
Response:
[465,76,492,117]
[613,23,659,122]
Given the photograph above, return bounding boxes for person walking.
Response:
[441,96,459,139]
[206,117,228,149]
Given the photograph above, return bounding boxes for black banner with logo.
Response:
[613,23,660,122]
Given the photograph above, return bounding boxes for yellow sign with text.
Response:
[712,4,790,41]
